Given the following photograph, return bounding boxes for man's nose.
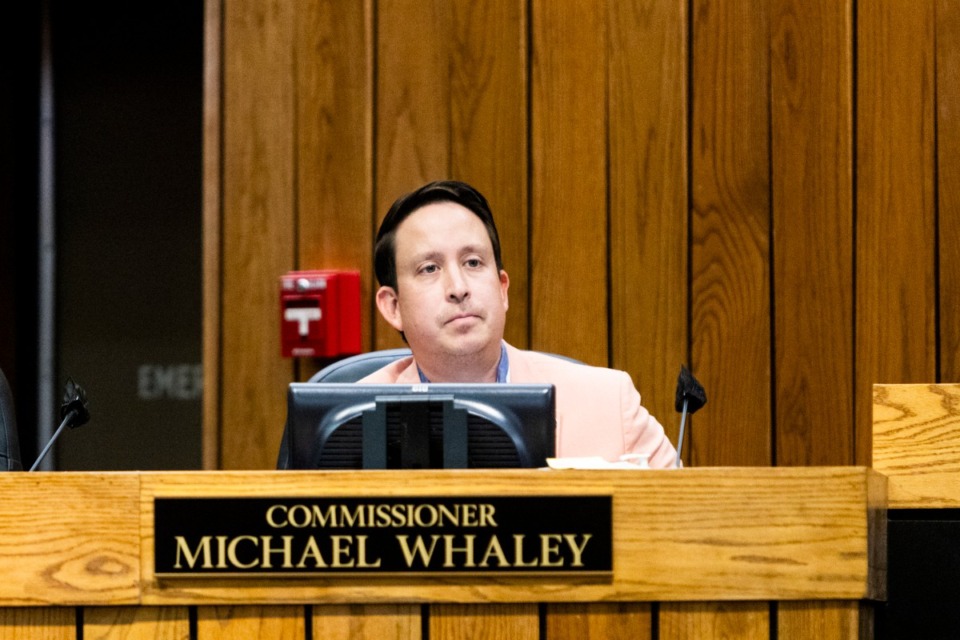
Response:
[446,267,469,302]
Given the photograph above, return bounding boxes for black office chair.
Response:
[308,348,414,383]
[307,347,583,383]
[0,367,22,471]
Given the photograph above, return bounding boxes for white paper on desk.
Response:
[546,456,649,470]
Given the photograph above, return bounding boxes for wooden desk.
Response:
[872,383,960,636]
[0,468,884,639]
[873,382,960,508]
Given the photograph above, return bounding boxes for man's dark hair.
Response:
[374,180,504,289]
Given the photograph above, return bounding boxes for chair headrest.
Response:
[0,367,22,471]
[308,349,413,383]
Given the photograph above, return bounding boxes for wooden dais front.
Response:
[0,468,884,639]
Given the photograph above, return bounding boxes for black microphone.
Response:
[674,365,706,468]
[30,378,91,471]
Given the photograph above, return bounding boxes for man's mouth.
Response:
[446,312,479,325]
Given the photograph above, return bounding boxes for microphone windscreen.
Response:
[674,365,707,414]
[60,378,91,428]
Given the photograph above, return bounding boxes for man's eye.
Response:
[465,258,482,268]
[420,264,439,274]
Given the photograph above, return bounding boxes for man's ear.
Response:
[375,286,404,332]
[499,269,510,311]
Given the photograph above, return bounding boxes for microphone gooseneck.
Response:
[29,378,90,471]
[676,397,689,468]
[30,410,76,472]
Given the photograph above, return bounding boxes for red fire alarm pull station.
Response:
[280,270,361,358]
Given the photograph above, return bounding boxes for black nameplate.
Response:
[154,496,612,577]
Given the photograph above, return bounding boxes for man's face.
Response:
[376,201,509,364]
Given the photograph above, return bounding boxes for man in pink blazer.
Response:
[365,180,678,469]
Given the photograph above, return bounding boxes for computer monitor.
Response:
[281,383,556,470]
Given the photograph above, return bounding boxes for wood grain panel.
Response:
[0,607,79,640]
[530,0,608,365]
[220,0,296,469]
[375,0,452,351]
[659,602,768,640]
[689,0,771,466]
[136,468,882,604]
[938,0,960,383]
[777,601,865,640]
[873,382,960,507]
[607,467,884,602]
[312,604,420,640]
[545,603,651,640]
[855,0,936,466]
[0,473,139,605]
[202,0,223,470]
[608,0,688,449]
[203,0,952,484]
[196,606,304,639]
[771,0,854,465]
[295,0,374,381]
[430,604,538,640]
[449,0,529,350]
[0,608,74,640]
[83,606,189,640]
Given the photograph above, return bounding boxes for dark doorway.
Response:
[49,2,203,469]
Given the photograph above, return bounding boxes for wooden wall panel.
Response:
[295,0,374,381]
[220,0,296,470]
[609,0,688,447]
[545,603,651,640]
[430,604,538,640]
[938,0,960,383]
[197,606,303,639]
[0,608,74,640]
[530,0,608,366]
[374,0,452,351]
[777,601,865,640]
[855,0,936,465]
[690,0,771,466]
[312,604,420,640]
[84,606,189,640]
[771,0,854,465]
[450,0,529,349]
[659,602,768,640]
[374,1,527,349]
[206,0,958,470]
